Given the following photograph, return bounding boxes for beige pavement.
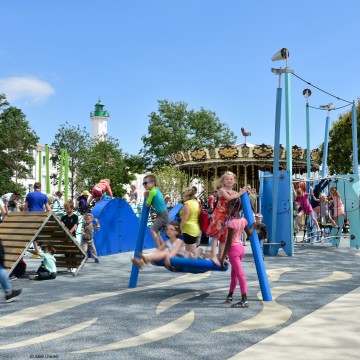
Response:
[229,286,360,360]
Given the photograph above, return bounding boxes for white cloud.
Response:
[0,76,55,104]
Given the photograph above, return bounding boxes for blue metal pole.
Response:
[285,72,294,255]
[271,86,282,250]
[352,104,358,174]
[322,115,330,178]
[241,192,272,301]
[129,199,150,288]
[306,102,311,190]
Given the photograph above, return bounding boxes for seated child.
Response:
[131,221,185,269]
[81,213,101,263]
[28,241,57,281]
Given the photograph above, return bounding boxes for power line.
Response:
[292,73,354,104]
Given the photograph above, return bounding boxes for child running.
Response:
[220,198,255,308]
[293,186,320,233]
[132,222,185,269]
[81,213,101,263]
[143,174,168,245]
[206,172,245,265]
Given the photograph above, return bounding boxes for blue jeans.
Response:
[259,239,264,254]
[0,264,12,293]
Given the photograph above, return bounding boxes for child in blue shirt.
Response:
[143,174,168,244]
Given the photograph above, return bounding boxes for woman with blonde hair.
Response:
[179,187,203,258]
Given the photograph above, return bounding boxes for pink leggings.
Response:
[228,244,247,295]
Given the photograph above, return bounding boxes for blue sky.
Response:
[1,1,358,156]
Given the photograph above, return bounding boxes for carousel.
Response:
[170,142,320,195]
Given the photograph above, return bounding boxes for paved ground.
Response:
[0,237,359,360]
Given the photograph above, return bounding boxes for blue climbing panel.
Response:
[91,198,156,256]
[259,170,292,256]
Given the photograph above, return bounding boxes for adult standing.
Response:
[179,187,202,258]
[1,191,21,213]
[246,185,257,214]
[23,183,51,212]
[91,179,113,202]
[77,190,90,214]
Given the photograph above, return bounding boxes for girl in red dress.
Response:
[206,171,245,265]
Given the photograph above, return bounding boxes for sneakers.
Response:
[28,274,39,280]
[5,289,22,303]
[95,259,100,264]
[9,275,17,281]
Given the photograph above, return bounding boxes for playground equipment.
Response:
[0,212,87,276]
[129,194,272,302]
[91,198,155,256]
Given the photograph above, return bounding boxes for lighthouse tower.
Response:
[90,99,110,139]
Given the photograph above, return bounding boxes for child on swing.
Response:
[131,222,185,269]
[220,197,255,308]
[314,192,339,229]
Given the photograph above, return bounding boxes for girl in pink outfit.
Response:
[329,186,345,226]
[293,186,320,232]
[91,179,113,201]
[221,198,255,308]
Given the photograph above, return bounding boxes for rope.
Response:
[292,73,354,104]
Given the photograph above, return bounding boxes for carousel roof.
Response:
[170,143,320,169]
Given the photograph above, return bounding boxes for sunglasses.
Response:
[142,181,153,185]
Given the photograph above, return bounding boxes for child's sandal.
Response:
[131,257,143,269]
[138,252,149,264]
[231,301,249,308]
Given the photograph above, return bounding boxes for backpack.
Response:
[198,210,210,233]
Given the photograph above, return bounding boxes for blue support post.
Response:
[241,192,272,301]
[271,86,282,248]
[129,199,150,288]
[285,72,294,255]
[306,102,311,191]
[322,116,330,178]
[352,104,358,174]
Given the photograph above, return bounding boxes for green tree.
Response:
[51,122,90,199]
[317,101,360,175]
[78,136,135,197]
[153,165,187,204]
[0,99,39,194]
[141,100,237,169]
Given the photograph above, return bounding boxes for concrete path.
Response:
[0,240,359,359]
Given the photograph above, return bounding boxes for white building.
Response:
[13,144,59,194]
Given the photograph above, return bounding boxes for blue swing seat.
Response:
[156,257,228,273]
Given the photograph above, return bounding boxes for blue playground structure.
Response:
[91,198,156,255]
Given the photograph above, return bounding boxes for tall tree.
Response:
[51,122,90,199]
[0,101,39,194]
[141,100,237,169]
[77,136,135,197]
[317,100,360,175]
[153,165,187,204]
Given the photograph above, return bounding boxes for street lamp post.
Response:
[271,48,294,255]
[319,103,334,178]
[303,89,312,191]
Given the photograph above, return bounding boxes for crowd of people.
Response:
[0,174,349,308]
